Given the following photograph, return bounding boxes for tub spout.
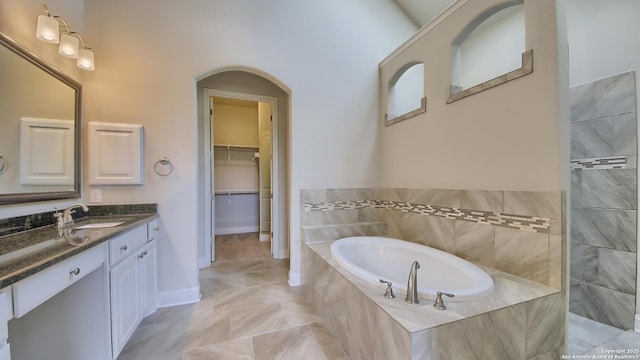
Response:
[405,260,421,304]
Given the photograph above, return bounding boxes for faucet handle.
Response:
[433,291,455,310]
[53,210,64,229]
[379,279,396,299]
[65,209,77,222]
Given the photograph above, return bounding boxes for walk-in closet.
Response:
[212,97,272,244]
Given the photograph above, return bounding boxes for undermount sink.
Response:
[73,222,125,229]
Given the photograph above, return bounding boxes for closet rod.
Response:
[214,190,259,195]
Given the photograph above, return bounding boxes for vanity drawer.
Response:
[13,244,105,318]
[109,226,147,266]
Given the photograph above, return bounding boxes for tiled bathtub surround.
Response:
[570,71,638,330]
[302,241,564,360]
[301,188,563,289]
[300,188,566,359]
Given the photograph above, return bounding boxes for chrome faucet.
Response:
[55,203,89,229]
[405,260,421,304]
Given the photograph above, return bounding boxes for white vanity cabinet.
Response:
[0,288,12,360]
[109,220,158,358]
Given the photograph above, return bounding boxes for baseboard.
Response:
[143,297,158,317]
[288,271,301,286]
[274,247,289,259]
[635,314,640,332]
[157,287,201,308]
[259,233,271,242]
[197,255,211,269]
[215,226,259,235]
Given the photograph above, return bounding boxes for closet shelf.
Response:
[213,144,259,151]
[214,160,257,166]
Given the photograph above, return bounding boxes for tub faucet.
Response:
[379,279,396,299]
[405,260,421,304]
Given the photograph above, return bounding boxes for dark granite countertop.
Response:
[0,213,158,290]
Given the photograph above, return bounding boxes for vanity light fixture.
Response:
[36,4,95,70]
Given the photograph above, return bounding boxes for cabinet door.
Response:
[0,344,9,360]
[110,254,141,358]
[88,122,144,185]
[139,240,157,317]
[0,287,10,360]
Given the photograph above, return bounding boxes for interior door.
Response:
[258,102,272,245]
[209,97,216,262]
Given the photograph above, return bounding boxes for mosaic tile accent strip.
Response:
[304,200,379,212]
[304,200,550,233]
[571,156,627,170]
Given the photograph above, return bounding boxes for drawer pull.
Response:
[138,250,148,259]
[120,245,128,252]
[69,267,81,276]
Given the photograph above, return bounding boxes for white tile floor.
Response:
[568,313,640,358]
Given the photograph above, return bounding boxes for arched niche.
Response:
[449,2,532,103]
[386,62,426,126]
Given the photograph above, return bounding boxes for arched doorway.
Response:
[196,69,290,269]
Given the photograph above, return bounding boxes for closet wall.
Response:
[213,98,260,235]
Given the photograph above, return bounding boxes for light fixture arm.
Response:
[42,4,76,41]
[69,32,90,50]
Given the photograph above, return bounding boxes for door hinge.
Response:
[270,192,273,198]
[270,115,273,121]
[210,108,213,115]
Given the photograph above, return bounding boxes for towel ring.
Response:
[0,153,5,174]
[154,156,174,176]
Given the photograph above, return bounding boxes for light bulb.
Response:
[36,15,60,44]
[77,48,95,70]
[58,33,79,58]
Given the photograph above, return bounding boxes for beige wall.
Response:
[212,103,259,147]
[80,0,415,294]
[379,0,569,193]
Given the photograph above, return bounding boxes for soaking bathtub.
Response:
[330,236,494,301]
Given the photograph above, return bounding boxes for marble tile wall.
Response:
[302,188,565,289]
[570,71,638,330]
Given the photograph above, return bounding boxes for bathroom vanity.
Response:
[0,212,158,360]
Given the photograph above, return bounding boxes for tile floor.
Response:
[568,312,640,357]
[117,233,348,360]
[117,232,640,359]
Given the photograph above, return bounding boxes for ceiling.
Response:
[392,0,456,27]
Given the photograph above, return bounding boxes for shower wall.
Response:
[570,71,638,330]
